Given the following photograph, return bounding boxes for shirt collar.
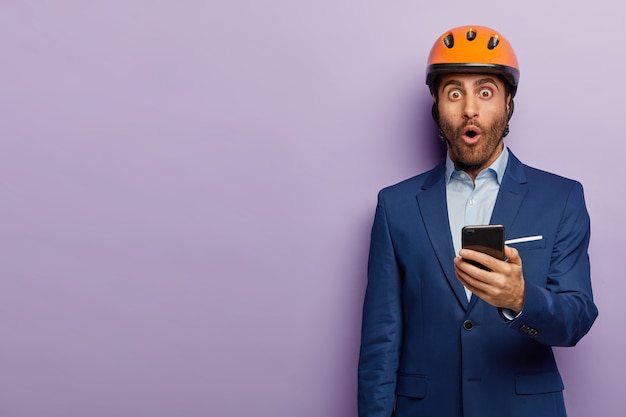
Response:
[445,145,509,184]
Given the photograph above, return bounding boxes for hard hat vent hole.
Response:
[467,29,476,41]
[487,36,500,50]
[443,34,454,48]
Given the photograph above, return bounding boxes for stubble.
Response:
[440,113,508,173]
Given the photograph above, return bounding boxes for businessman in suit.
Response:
[357,25,598,417]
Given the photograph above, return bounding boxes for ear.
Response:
[505,92,515,120]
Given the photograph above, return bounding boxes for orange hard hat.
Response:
[426,25,520,96]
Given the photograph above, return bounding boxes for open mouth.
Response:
[461,126,481,143]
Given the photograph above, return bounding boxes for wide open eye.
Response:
[479,88,493,99]
[448,89,462,100]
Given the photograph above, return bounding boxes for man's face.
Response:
[436,73,511,176]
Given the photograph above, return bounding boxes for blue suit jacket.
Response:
[358,152,598,417]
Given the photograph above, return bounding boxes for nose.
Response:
[463,95,479,120]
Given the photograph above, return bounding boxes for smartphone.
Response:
[461,225,505,271]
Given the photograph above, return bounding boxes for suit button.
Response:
[463,320,474,331]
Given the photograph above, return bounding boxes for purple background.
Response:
[0,1,621,416]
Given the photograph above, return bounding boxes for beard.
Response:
[440,112,509,173]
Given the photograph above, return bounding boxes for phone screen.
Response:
[461,225,505,270]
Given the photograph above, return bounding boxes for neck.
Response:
[453,163,483,182]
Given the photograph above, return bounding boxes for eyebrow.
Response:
[475,78,500,90]
[441,79,463,90]
[440,77,501,91]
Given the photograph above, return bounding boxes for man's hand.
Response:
[454,245,525,313]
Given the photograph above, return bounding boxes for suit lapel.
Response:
[416,163,469,311]
[489,152,529,234]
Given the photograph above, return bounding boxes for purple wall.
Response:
[0,1,621,416]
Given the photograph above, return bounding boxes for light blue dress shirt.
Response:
[446,145,509,301]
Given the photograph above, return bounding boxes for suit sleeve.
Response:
[358,193,403,417]
[509,181,598,346]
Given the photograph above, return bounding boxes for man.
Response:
[358,25,598,417]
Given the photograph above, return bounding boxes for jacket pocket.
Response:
[507,237,546,252]
[396,374,427,399]
[515,371,564,394]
